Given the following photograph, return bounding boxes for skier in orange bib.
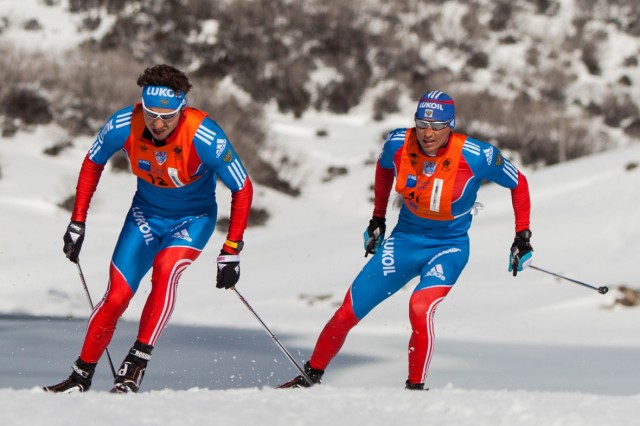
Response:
[279,90,532,390]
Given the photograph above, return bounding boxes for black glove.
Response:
[63,221,86,263]
[363,216,386,257]
[216,251,240,289]
[509,229,533,277]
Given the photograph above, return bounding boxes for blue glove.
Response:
[509,230,533,276]
[363,217,386,257]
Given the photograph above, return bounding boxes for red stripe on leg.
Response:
[408,286,451,384]
[137,246,200,346]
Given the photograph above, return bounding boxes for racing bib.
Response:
[395,130,466,220]
[125,106,207,188]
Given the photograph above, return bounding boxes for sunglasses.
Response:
[414,118,452,131]
[141,98,185,120]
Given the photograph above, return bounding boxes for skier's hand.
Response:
[216,251,240,289]
[363,216,386,257]
[63,221,86,263]
[508,230,533,276]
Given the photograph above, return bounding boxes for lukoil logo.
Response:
[144,86,178,98]
[418,101,444,111]
[381,237,396,276]
[132,207,154,245]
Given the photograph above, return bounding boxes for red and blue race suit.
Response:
[308,128,530,384]
[72,104,253,362]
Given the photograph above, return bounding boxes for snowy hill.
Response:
[2,0,640,165]
[2,110,640,424]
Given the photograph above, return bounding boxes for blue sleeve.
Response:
[193,117,249,192]
[87,106,134,165]
[378,128,407,169]
[463,137,519,189]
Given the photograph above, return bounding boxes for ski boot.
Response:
[110,341,153,394]
[276,361,324,388]
[43,358,96,393]
[405,379,428,391]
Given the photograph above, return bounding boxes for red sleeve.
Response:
[372,161,395,218]
[511,172,531,233]
[71,155,105,222]
[225,176,253,250]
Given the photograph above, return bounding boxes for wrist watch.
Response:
[225,239,244,253]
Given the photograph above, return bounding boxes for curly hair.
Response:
[136,64,193,96]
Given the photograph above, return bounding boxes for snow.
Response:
[2,109,640,425]
[0,0,110,53]
[2,387,638,426]
[1,1,640,424]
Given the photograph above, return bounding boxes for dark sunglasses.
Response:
[414,118,452,131]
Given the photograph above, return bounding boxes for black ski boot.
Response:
[43,358,96,393]
[405,379,428,391]
[276,361,324,388]
[110,341,153,394]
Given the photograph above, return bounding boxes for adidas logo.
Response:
[483,147,493,165]
[425,264,446,281]
[172,229,193,242]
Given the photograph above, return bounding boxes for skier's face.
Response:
[142,106,183,141]
[415,119,452,156]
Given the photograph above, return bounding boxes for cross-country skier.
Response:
[44,64,253,393]
[278,90,532,390]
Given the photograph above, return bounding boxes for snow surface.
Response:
[2,107,640,425]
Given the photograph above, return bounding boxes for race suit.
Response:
[71,104,253,362]
[309,127,530,384]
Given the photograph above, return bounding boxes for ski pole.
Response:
[76,261,117,378]
[232,287,314,386]
[529,265,609,294]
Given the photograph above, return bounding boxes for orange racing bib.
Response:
[395,130,466,220]
[125,105,208,188]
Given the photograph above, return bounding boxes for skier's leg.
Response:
[109,246,200,393]
[277,289,360,388]
[46,211,157,392]
[407,285,452,385]
[79,211,159,363]
[136,214,214,346]
[78,262,137,363]
[308,289,359,370]
[278,233,422,388]
[109,215,214,393]
[310,234,419,370]
[407,243,469,386]
[136,245,202,346]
